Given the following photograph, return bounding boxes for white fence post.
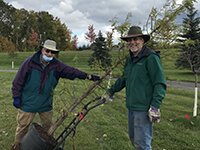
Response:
[12,61,14,69]
[193,87,198,117]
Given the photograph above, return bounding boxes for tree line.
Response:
[1,0,200,72]
[0,0,78,52]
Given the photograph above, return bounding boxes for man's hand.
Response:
[13,97,21,109]
[148,106,161,123]
[102,93,113,102]
[87,74,101,81]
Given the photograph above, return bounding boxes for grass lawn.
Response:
[0,49,200,81]
[0,49,200,149]
[0,70,200,150]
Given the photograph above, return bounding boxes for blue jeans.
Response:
[128,110,152,150]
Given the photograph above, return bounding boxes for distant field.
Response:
[0,51,91,70]
[0,49,199,81]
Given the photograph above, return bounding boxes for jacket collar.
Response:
[129,46,156,63]
[31,50,58,65]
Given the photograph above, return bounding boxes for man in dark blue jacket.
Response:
[11,39,100,150]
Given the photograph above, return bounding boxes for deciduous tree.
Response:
[0,36,15,53]
[72,35,78,50]
[85,24,96,44]
[27,28,39,51]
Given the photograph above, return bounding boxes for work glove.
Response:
[148,106,161,123]
[13,97,21,109]
[87,74,100,81]
[102,93,113,102]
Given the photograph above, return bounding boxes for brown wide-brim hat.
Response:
[121,26,150,43]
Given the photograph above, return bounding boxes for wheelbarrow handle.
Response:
[54,96,106,149]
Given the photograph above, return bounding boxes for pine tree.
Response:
[176,1,200,72]
[88,31,112,71]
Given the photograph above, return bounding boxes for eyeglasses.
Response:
[127,37,143,42]
[45,49,58,54]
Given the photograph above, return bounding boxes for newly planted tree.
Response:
[176,0,200,116]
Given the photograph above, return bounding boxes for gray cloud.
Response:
[71,0,166,25]
[3,0,200,46]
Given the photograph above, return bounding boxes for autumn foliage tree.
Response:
[85,24,96,45]
[65,29,72,50]
[0,36,16,57]
[106,30,114,50]
[27,28,39,51]
[72,35,78,50]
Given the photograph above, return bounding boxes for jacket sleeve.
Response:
[12,58,31,98]
[58,61,87,80]
[146,54,167,108]
[108,76,126,95]
[108,59,128,95]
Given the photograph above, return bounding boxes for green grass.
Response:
[0,51,91,70]
[0,71,200,150]
[161,48,200,81]
[0,49,200,149]
[0,49,199,81]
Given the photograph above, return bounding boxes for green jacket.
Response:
[12,51,88,112]
[108,46,166,111]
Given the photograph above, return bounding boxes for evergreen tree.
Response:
[88,31,112,71]
[176,1,200,72]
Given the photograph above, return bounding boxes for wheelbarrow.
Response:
[20,96,106,150]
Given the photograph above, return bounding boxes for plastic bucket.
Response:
[21,123,57,150]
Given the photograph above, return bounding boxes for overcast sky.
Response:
[3,0,200,46]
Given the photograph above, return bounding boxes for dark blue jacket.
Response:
[12,51,88,112]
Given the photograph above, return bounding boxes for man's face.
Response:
[127,36,144,56]
[42,48,58,57]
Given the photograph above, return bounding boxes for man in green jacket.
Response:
[107,26,166,150]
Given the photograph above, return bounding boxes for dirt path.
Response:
[0,69,17,72]
[167,80,200,91]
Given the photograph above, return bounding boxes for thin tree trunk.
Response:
[48,59,122,135]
